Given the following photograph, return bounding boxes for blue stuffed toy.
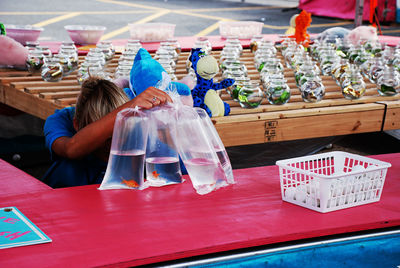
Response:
[189,48,235,117]
[128,48,191,99]
[127,48,193,175]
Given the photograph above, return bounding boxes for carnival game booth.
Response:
[1,14,400,265]
[299,0,398,23]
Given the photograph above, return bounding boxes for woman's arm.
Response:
[52,87,172,159]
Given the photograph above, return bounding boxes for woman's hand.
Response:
[51,87,172,160]
[126,86,173,109]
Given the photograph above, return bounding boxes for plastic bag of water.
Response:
[194,107,235,184]
[145,105,183,187]
[99,107,150,190]
[175,105,229,195]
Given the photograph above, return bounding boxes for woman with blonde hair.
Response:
[42,76,172,188]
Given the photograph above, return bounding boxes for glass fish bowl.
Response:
[331,60,350,86]
[238,82,263,108]
[56,52,72,77]
[254,50,275,72]
[341,72,366,99]
[368,57,384,84]
[194,36,212,55]
[300,78,325,102]
[166,38,181,55]
[377,66,399,96]
[125,39,142,53]
[76,60,104,84]
[222,63,247,78]
[261,72,285,89]
[224,36,243,55]
[259,58,283,74]
[295,65,317,88]
[41,57,63,82]
[96,41,114,61]
[26,49,45,74]
[114,64,132,80]
[157,44,179,63]
[320,51,339,76]
[249,35,264,53]
[226,76,249,101]
[266,79,291,105]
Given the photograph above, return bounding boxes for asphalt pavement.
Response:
[1,0,399,43]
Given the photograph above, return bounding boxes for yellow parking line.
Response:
[264,25,289,30]
[0,11,68,15]
[100,26,130,41]
[33,12,82,28]
[100,10,171,41]
[173,9,235,21]
[195,22,223,37]
[79,10,153,14]
[174,10,285,31]
[96,0,167,11]
[184,6,285,12]
[0,10,154,15]
[262,21,353,30]
[308,21,353,28]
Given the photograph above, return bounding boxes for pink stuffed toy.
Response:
[344,26,378,45]
[0,35,29,68]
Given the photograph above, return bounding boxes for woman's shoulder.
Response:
[54,106,76,117]
[45,106,75,122]
[44,106,76,133]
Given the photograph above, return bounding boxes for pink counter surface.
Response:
[0,153,399,267]
[0,159,51,198]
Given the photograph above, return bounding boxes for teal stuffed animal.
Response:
[129,48,191,99]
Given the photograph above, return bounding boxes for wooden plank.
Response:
[384,107,400,130]
[380,99,400,109]
[215,120,266,146]
[39,91,80,99]
[216,108,384,146]
[10,80,78,89]
[0,75,76,85]
[213,103,383,124]
[0,71,30,77]
[54,97,78,106]
[25,85,81,94]
[271,109,384,142]
[381,100,400,130]
[3,85,64,119]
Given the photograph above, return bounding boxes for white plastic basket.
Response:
[219,21,263,39]
[128,23,175,42]
[64,25,106,45]
[276,151,391,213]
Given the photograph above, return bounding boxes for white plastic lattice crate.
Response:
[276,151,391,213]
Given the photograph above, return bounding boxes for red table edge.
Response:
[1,153,399,267]
[38,34,400,55]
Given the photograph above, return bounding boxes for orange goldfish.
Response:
[152,170,160,179]
[122,178,139,188]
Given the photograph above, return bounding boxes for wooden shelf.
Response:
[1,48,399,146]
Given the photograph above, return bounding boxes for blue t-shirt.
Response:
[42,106,108,188]
[42,87,187,188]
